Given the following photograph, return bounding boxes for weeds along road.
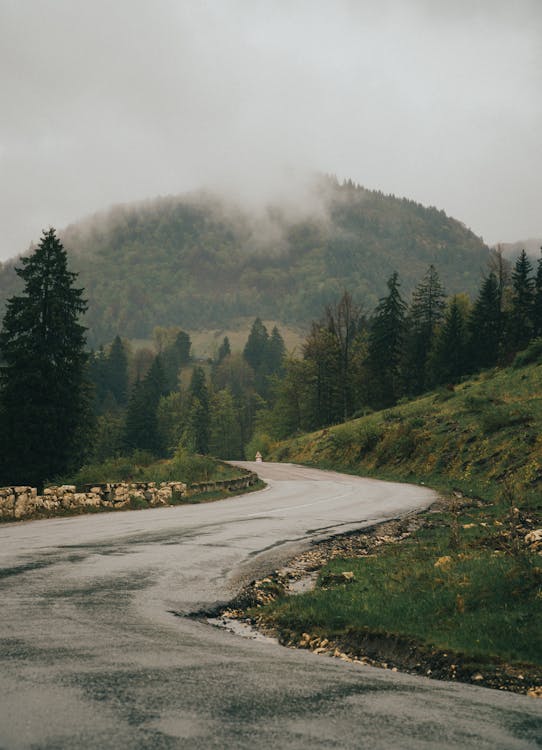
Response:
[0,462,540,750]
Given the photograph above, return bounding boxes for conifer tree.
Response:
[107,335,129,406]
[124,356,168,454]
[533,250,542,338]
[0,228,90,488]
[217,336,231,364]
[429,296,468,384]
[403,265,446,394]
[507,249,534,353]
[365,272,406,408]
[265,326,286,378]
[243,318,269,372]
[468,273,503,370]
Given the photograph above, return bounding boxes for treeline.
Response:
[250,249,542,447]
[87,248,542,465]
[1,227,539,492]
[86,319,286,463]
[0,176,490,345]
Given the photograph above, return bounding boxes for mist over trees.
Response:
[0,214,539,488]
[0,177,491,346]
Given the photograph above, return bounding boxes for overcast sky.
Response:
[1,0,541,261]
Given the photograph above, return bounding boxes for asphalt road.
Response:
[0,462,540,749]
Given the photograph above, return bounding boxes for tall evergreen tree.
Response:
[468,273,503,370]
[507,249,534,353]
[124,356,168,454]
[265,326,286,378]
[106,335,129,406]
[429,296,468,384]
[160,329,191,392]
[243,318,269,373]
[217,336,231,364]
[365,272,407,408]
[0,228,90,488]
[533,250,542,338]
[403,265,446,394]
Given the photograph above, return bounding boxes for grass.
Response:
[269,361,542,511]
[263,361,542,671]
[261,516,541,665]
[51,449,242,491]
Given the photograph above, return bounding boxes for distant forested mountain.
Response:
[0,177,491,346]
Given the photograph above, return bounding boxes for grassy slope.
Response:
[271,362,542,505]
[263,362,542,674]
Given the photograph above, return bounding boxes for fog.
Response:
[1,0,541,260]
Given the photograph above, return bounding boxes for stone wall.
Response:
[0,471,259,523]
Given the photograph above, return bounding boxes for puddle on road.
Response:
[206,616,275,643]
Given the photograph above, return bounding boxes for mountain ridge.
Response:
[0,177,491,346]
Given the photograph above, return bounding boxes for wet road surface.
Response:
[0,462,540,749]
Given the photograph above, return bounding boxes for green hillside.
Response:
[0,177,490,346]
[269,359,542,505]
[258,360,542,687]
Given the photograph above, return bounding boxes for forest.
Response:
[73,246,542,481]
[0,176,491,346]
[0,212,539,490]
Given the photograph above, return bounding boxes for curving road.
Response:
[0,462,540,749]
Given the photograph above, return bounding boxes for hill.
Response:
[0,177,491,346]
[256,358,542,690]
[268,357,542,505]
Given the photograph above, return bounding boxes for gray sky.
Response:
[1,0,541,261]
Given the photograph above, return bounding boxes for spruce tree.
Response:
[429,297,468,384]
[507,250,534,353]
[533,250,542,338]
[124,356,168,454]
[0,228,90,488]
[468,273,503,370]
[217,336,231,364]
[365,272,406,408]
[106,335,129,407]
[403,265,446,394]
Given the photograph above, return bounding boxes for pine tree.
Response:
[106,335,129,406]
[0,228,91,488]
[429,297,468,384]
[533,250,542,338]
[365,272,407,408]
[403,265,446,394]
[161,330,191,392]
[507,250,534,353]
[468,273,503,370]
[124,356,168,454]
[243,318,269,372]
[217,336,231,364]
[265,326,286,378]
